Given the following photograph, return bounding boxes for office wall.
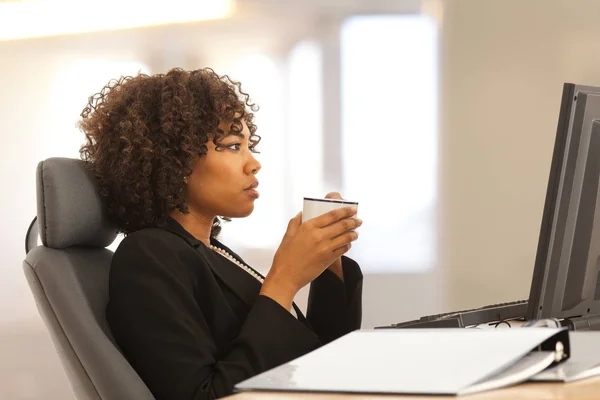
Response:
[439,0,600,311]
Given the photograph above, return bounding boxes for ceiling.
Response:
[0,0,420,14]
[0,0,421,43]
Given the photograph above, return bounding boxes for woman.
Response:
[79,67,363,400]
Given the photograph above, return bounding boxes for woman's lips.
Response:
[245,188,260,199]
[245,180,259,198]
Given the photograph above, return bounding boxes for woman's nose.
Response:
[248,154,261,175]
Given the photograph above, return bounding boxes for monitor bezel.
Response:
[527,85,600,320]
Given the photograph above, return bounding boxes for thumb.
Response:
[325,192,343,200]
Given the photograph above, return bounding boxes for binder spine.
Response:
[537,328,570,365]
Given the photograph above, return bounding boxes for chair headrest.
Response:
[37,158,118,249]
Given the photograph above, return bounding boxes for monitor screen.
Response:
[527,83,600,321]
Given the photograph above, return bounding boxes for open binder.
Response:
[530,331,600,383]
[234,328,570,396]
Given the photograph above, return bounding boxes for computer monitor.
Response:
[527,83,600,329]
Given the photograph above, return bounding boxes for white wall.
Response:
[439,0,600,311]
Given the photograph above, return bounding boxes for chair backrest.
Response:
[23,157,156,400]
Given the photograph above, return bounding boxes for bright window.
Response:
[340,15,438,273]
[287,41,324,214]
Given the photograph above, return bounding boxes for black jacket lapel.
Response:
[161,218,260,309]
[161,218,308,323]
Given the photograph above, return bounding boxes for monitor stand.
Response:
[561,315,600,331]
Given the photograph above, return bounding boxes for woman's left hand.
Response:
[325,192,347,281]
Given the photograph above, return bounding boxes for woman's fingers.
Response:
[332,243,352,259]
[330,230,359,251]
[321,217,362,239]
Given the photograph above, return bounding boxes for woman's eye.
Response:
[226,143,241,151]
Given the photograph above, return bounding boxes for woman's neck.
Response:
[169,209,214,247]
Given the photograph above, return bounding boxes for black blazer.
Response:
[106,218,363,400]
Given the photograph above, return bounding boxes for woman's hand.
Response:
[260,206,362,311]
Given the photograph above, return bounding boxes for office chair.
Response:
[23,157,156,400]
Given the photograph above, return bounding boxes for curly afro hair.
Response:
[79,67,260,237]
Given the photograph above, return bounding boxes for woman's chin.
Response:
[227,204,255,219]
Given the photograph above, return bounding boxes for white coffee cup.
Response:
[302,197,359,223]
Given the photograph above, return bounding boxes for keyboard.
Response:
[376,300,528,329]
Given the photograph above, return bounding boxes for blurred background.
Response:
[1,0,600,398]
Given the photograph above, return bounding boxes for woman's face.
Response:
[185,120,261,219]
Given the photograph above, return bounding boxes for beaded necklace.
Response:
[209,245,298,319]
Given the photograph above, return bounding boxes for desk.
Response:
[225,376,600,400]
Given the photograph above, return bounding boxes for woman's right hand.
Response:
[259,207,362,311]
